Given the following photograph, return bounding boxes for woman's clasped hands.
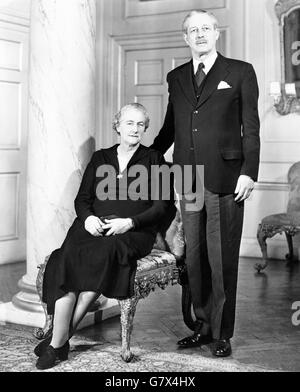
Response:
[84,215,133,236]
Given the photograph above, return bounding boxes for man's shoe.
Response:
[177,333,212,348]
[212,339,232,357]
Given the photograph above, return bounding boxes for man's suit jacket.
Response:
[152,53,260,194]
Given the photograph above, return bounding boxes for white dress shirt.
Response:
[193,51,218,75]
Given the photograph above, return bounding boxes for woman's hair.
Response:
[113,103,150,133]
[182,9,219,34]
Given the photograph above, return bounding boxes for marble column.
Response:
[0,0,118,328]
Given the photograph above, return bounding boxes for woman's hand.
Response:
[102,218,134,236]
[84,215,105,236]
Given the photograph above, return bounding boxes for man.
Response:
[152,10,260,357]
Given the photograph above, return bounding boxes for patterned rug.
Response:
[0,324,273,372]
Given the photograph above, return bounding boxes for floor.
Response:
[1,256,300,372]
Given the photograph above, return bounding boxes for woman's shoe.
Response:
[36,343,69,370]
[34,335,52,357]
[34,336,69,358]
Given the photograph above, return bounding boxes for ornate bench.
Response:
[33,202,189,362]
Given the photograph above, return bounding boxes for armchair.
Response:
[256,161,300,272]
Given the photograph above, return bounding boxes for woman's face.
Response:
[117,107,146,147]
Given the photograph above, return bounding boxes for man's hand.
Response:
[84,215,105,236]
[102,218,133,236]
[234,175,254,202]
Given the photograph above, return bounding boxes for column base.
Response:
[0,301,45,327]
[0,298,120,330]
[76,298,121,330]
[12,277,44,313]
[1,273,121,331]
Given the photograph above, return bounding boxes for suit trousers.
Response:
[180,188,244,340]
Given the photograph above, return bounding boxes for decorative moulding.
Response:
[275,0,300,20]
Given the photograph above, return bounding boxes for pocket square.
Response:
[217,81,232,89]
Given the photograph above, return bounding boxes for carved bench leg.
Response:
[256,224,269,272]
[33,314,53,340]
[118,294,139,363]
[285,232,294,261]
[33,262,54,340]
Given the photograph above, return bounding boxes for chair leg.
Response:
[256,224,269,272]
[118,294,139,363]
[285,232,294,261]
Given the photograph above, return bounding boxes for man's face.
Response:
[184,13,220,58]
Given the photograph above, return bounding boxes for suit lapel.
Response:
[177,60,197,107]
[197,54,230,108]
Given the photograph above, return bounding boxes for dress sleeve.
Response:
[129,152,170,230]
[74,153,97,223]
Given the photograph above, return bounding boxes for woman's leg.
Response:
[70,291,99,333]
[49,291,98,347]
[50,292,77,348]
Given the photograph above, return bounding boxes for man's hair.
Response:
[113,103,150,133]
[182,9,219,34]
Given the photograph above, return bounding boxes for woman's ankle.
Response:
[50,336,69,349]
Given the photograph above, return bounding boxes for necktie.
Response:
[195,62,205,87]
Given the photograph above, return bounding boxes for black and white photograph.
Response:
[0,0,300,376]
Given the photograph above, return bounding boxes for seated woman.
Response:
[34,103,169,370]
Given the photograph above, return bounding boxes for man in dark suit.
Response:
[152,9,260,357]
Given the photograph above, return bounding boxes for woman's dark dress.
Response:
[42,144,168,314]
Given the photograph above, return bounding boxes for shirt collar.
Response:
[193,51,218,75]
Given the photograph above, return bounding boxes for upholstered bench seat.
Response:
[137,248,176,270]
[261,213,300,226]
[135,249,178,299]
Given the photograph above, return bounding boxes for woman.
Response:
[35,103,169,370]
